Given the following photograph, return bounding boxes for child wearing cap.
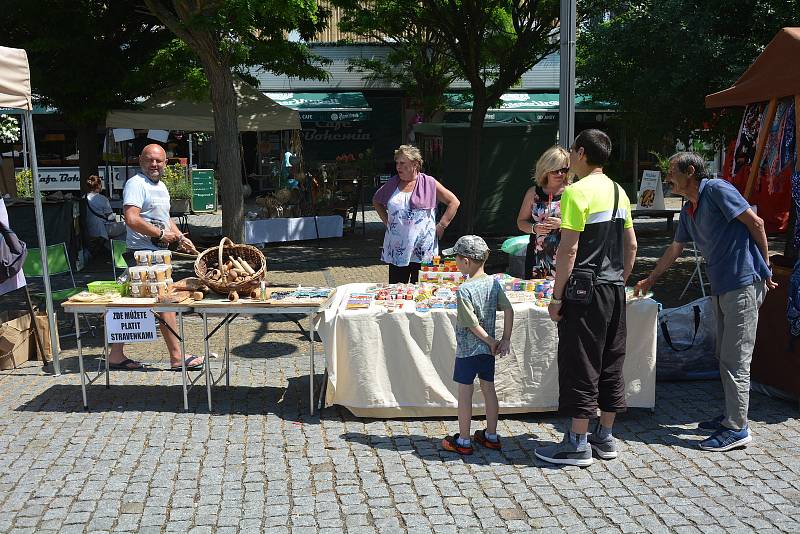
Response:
[441,235,514,455]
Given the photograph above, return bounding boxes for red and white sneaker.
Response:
[441,433,473,455]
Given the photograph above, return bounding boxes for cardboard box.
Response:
[0,311,32,370]
[30,312,59,362]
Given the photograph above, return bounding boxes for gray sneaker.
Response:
[535,433,593,467]
[588,432,618,460]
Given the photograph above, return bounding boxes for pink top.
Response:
[373,172,438,210]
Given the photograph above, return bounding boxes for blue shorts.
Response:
[453,354,495,385]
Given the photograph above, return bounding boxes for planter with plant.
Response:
[161,163,192,213]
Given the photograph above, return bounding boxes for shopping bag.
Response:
[500,235,530,257]
[29,312,59,362]
[656,296,718,380]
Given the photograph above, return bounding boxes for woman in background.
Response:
[373,145,460,283]
[85,174,127,245]
[515,146,571,279]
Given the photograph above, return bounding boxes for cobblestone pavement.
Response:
[0,206,798,532]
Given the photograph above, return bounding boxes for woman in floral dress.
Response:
[515,146,571,279]
[373,145,460,283]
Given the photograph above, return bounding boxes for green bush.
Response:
[14,169,34,198]
[161,164,192,199]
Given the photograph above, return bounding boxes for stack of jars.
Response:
[128,250,174,298]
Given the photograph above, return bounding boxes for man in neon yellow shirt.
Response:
[535,129,638,466]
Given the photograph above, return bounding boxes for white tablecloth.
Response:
[317,283,657,418]
[244,215,343,245]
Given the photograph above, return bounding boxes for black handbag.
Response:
[0,220,27,283]
[564,181,621,305]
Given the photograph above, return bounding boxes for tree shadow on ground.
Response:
[13,375,331,421]
[594,382,795,451]
[241,313,321,348]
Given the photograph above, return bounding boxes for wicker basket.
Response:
[194,237,266,295]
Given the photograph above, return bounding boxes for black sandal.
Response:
[108,358,145,371]
[169,355,204,371]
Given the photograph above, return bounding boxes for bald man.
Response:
[108,144,203,371]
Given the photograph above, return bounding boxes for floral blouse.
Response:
[525,185,562,279]
[380,188,438,266]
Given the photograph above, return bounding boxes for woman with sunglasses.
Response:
[515,145,571,279]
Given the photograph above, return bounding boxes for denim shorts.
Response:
[453,353,495,385]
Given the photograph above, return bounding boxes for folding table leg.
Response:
[179,312,188,412]
[74,312,88,411]
[317,369,328,412]
[203,313,213,411]
[224,318,230,387]
[309,313,316,416]
[104,326,110,388]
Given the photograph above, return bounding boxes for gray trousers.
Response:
[712,280,766,430]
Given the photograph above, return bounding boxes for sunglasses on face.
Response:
[550,168,569,175]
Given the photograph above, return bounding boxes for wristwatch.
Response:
[158,229,165,241]
[550,297,563,305]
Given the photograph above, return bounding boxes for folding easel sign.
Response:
[637,170,666,210]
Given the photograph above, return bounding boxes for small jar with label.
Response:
[134,250,153,266]
[129,282,143,298]
[150,281,169,298]
[152,250,173,265]
[128,266,147,283]
[153,264,169,282]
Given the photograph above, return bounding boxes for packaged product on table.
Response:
[127,264,175,298]
[493,273,554,306]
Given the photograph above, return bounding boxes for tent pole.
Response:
[21,114,28,171]
[25,110,61,375]
[744,98,777,201]
[558,0,577,148]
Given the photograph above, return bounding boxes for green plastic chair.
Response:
[22,243,95,337]
[110,239,127,279]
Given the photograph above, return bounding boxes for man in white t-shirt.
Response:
[107,144,204,371]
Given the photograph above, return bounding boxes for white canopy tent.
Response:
[0,46,61,373]
[106,78,301,131]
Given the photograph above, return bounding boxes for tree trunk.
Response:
[459,102,488,235]
[205,64,243,242]
[76,120,99,193]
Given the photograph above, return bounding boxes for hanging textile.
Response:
[732,103,766,176]
[725,98,796,233]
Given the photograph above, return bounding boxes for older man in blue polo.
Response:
[635,152,775,452]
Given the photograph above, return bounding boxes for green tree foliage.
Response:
[2,1,176,187]
[577,0,800,145]
[332,0,458,121]
[335,1,562,232]
[419,0,561,233]
[143,0,330,241]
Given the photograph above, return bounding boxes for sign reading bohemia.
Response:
[105,308,157,344]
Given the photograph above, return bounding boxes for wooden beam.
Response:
[744,97,778,201]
